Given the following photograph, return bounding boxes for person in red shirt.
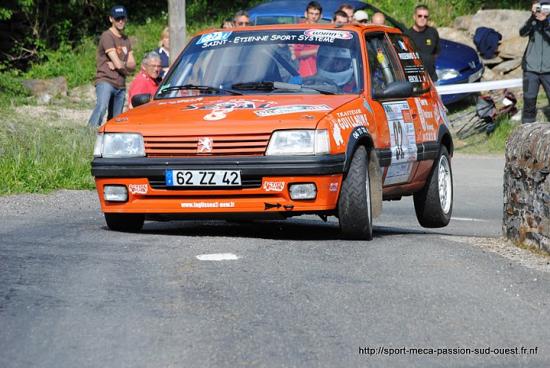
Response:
[128,51,162,108]
[290,1,322,77]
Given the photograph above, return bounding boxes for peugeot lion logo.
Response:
[197,137,213,153]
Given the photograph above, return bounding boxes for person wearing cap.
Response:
[519,0,550,124]
[353,10,369,24]
[88,5,136,127]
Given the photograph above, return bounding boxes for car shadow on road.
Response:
[136,219,450,241]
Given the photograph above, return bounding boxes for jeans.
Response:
[88,81,126,127]
[522,71,550,124]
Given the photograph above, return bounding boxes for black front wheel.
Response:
[338,146,373,240]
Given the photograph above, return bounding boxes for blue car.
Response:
[247,0,484,105]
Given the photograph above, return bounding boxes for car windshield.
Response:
[157,28,363,98]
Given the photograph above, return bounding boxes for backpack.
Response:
[473,27,502,59]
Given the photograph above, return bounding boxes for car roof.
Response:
[248,0,367,21]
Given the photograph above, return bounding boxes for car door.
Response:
[364,31,422,187]
[386,32,442,186]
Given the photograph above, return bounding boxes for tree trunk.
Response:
[168,0,186,65]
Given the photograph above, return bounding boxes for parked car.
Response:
[92,22,454,240]
[247,0,484,105]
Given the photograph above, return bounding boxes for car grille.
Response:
[147,176,263,190]
[144,133,271,157]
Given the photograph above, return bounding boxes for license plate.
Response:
[165,170,241,187]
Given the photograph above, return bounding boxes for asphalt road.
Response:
[1,154,549,368]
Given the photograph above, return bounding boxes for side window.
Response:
[388,33,430,93]
[365,33,399,95]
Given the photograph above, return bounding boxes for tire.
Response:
[413,146,453,228]
[104,213,144,232]
[338,146,373,240]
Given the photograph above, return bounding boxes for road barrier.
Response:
[436,78,522,95]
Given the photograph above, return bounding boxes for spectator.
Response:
[353,10,369,24]
[234,10,250,27]
[338,4,354,19]
[332,10,349,25]
[291,1,323,77]
[221,18,234,29]
[154,27,170,79]
[303,1,322,23]
[519,0,550,124]
[128,51,162,108]
[372,12,386,26]
[88,5,136,127]
[405,5,440,82]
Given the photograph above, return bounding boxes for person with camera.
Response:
[520,0,550,124]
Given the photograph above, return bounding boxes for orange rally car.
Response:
[91,23,454,240]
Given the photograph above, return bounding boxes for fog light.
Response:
[289,183,317,200]
[104,185,128,202]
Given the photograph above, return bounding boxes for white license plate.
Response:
[165,170,241,186]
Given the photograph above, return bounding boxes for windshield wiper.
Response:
[231,81,335,95]
[157,84,242,96]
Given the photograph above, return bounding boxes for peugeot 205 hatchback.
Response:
[91,23,454,240]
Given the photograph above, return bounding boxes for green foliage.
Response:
[368,0,525,27]
[457,118,519,154]
[0,111,96,194]
[24,39,96,88]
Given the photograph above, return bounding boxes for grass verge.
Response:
[0,106,96,195]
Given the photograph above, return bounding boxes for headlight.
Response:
[266,130,330,155]
[93,134,103,157]
[436,68,460,81]
[95,133,145,158]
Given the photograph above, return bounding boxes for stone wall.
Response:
[503,123,550,253]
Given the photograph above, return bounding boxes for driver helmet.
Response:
[316,46,353,87]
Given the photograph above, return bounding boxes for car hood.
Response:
[436,39,480,70]
[103,94,357,135]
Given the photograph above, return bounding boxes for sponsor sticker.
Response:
[263,181,285,192]
[255,104,331,117]
[196,31,232,45]
[181,201,235,209]
[332,122,344,147]
[382,101,417,185]
[304,29,353,40]
[329,182,339,192]
[128,184,148,195]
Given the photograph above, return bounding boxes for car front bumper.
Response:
[92,155,345,215]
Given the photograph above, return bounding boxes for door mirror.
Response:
[372,81,414,100]
[131,93,152,108]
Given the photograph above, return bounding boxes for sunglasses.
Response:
[416,14,429,19]
[237,21,250,26]
[114,17,127,22]
[359,19,368,23]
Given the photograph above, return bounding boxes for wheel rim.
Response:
[438,155,452,214]
[365,165,372,221]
